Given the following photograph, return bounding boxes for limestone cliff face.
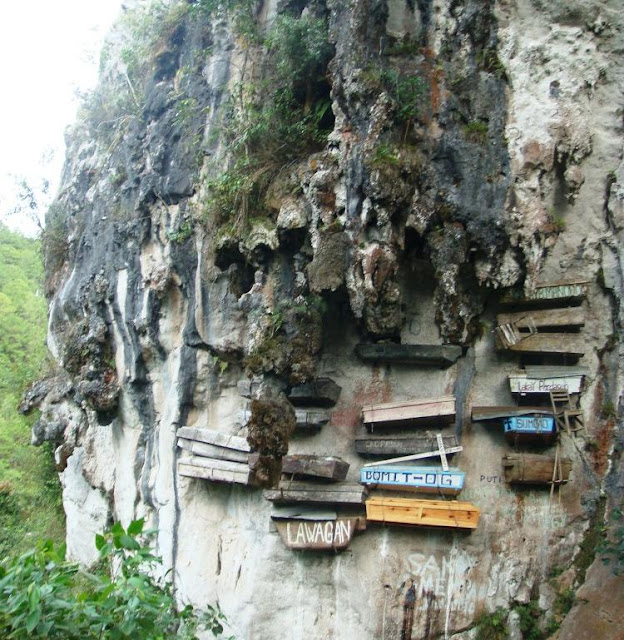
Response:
[26,0,624,638]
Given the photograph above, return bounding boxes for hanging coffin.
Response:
[264,481,368,505]
[508,366,588,397]
[503,415,557,445]
[178,456,254,486]
[365,497,480,530]
[360,465,464,495]
[499,280,589,307]
[361,396,455,430]
[271,509,365,551]
[503,453,572,486]
[355,343,462,368]
[355,434,460,457]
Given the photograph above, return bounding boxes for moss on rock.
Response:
[246,396,296,487]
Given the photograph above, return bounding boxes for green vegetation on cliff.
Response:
[0,519,232,639]
[0,225,63,557]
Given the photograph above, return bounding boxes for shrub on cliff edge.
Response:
[0,519,232,639]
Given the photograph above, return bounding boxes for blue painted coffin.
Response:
[360,466,465,495]
[503,415,556,444]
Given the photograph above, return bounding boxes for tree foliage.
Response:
[0,226,63,557]
[0,520,233,640]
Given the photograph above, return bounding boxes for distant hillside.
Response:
[0,225,63,556]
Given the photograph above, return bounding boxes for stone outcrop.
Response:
[24,0,624,638]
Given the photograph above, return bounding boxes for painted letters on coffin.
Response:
[360,466,464,495]
[503,415,556,444]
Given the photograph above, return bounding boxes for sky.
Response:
[0,0,124,235]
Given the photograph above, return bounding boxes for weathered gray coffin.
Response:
[177,438,249,464]
[496,306,585,330]
[248,454,349,481]
[501,333,585,357]
[355,343,462,367]
[355,434,459,457]
[280,455,350,481]
[288,378,342,408]
[178,455,253,485]
[264,481,368,505]
[240,409,329,432]
[177,427,251,452]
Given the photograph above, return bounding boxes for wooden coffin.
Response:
[360,466,465,495]
[503,415,557,445]
[365,497,480,530]
[355,434,460,457]
[471,406,553,422]
[502,333,585,357]
[177,427,251,452]
[271,511,365,550]
[500,280,589,306]
[497,306,585,331]
[503,453,572,486]
[178,456,253,485]
[355,343,462,368]
[177,438,249,464]
[361,396,456,430]
[281,455,349,481]
[240,409,329,432]
[264,481,368,505]
[509,366,588,396]
[288,378,342,408]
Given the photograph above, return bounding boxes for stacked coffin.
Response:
[264,453,367,551]
[471,406,557,446]
[177,427,253,485]
[471,281,591,489]
[471,405,573,487]
[355,343,462,368]
[239,377,340,434]
[495,281,588,358]
[356,396,480,530]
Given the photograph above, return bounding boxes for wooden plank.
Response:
[502,333,585,357]
[361,396,456,428]
[471,406,553,422]
[365,497,479,530]
[264,482,368,505]
[288,378,342,408]
[177,438,249,464]
[503,453,572,485]
[178,462,252,485]
[272,517,364,550]
[281,455,349,481]
[355,434,459,456]
[503,416,557,445]
[177,427,251,452]
[509,372,585,396]
[360,466,464,495]
[355,343,462,367]
[500,281,589,306]
[496,306,585,330]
